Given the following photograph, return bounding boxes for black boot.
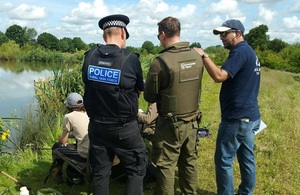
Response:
[51,165,64,185]
[55,172,64,185]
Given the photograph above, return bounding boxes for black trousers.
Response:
[88,119,148,195]
[52,142,87,167]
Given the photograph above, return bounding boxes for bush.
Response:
[205,46,229,66]
[34,64,84,115]
[0,119,11,152]
[256,49,290,71]
[280,43,300,73]
[0,117,21,153]
[0,40,21,61]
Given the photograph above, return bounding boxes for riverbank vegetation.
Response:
[0,23,300,194]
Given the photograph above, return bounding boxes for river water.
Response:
[0,61,53,149]
[0,61,53,117]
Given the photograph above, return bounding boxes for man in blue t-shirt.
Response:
[194,19,261,195]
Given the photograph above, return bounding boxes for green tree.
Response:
[267,38,288,53]
[37,32,59,50]
[88,43,97,49]
[190,42,201,48]
[142,41,155,54]
[205,46,228,66]
[245,24,269,50]
[153,45,163,54]
[126,46,139,53]
[280,43,300,73]
[59,37,74,52]
[5,24,26,46]
[72,37,87,51]
[24,27,37,42]
[0,31,9,45]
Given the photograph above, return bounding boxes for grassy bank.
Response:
[0,67,299,194]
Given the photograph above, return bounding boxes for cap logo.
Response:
[102,20,126,29]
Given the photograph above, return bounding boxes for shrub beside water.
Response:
[0,116,22,153]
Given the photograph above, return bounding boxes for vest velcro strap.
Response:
[175,110,200,122]
[159,110,200,123]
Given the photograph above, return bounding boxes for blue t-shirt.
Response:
[220,41,261,121]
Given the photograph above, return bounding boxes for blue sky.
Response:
[0,0,299,48]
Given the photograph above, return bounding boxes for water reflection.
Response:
[0,61,53,117]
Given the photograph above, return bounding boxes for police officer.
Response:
[82,14,147,195]
[144,16,204,195]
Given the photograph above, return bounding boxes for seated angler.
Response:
[137,102,158,139]
[51,92,89,184]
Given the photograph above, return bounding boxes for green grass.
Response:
[0,67,300,195]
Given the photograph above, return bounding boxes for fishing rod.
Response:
[0,169,31,191]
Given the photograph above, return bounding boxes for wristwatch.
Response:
[202,53,209,59]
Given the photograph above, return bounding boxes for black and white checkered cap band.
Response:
[102,20,126,29]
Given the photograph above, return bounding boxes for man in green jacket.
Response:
[144,16,204,195]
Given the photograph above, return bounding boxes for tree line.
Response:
[0,24,202,54]
[0,24,299,73]
[0,24,90,52]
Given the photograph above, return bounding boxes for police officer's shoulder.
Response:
[84,49,91,55]
[123,48,139,58]
[84,48,93,55]
[134,52,140,58]
[96,43,104,48]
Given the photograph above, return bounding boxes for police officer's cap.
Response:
[98,14,130,39]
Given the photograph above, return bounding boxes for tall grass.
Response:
[197,68,300,195]
[0,67,299,195]
[253,68,300,194]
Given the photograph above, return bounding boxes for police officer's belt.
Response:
[91,116,136,124]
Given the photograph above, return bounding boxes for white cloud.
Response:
[258,4,277,23]
[62,0,108,24]
[179,4,197,18]
[9,4,47,20]
[283,16,300,28]
[289,2,300,12]
[0,0,298,48]
[0,2,13,12]
[239,0,283,3]
[206,0,239,14]
[155,2,169,13]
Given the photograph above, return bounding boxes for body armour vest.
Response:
[157,47,204,115]
[82,45,138,120]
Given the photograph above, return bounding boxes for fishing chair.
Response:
[43,148,92,194]
[43,135,92,195]
[43,147,126,194]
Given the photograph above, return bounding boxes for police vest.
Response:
[82,45,137,121]
[157,47,204,115]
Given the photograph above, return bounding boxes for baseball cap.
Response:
[213,19,245,35]
[64,92,83,107]
[98,14,130,39]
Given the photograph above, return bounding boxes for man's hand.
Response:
[193,47,205,57]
